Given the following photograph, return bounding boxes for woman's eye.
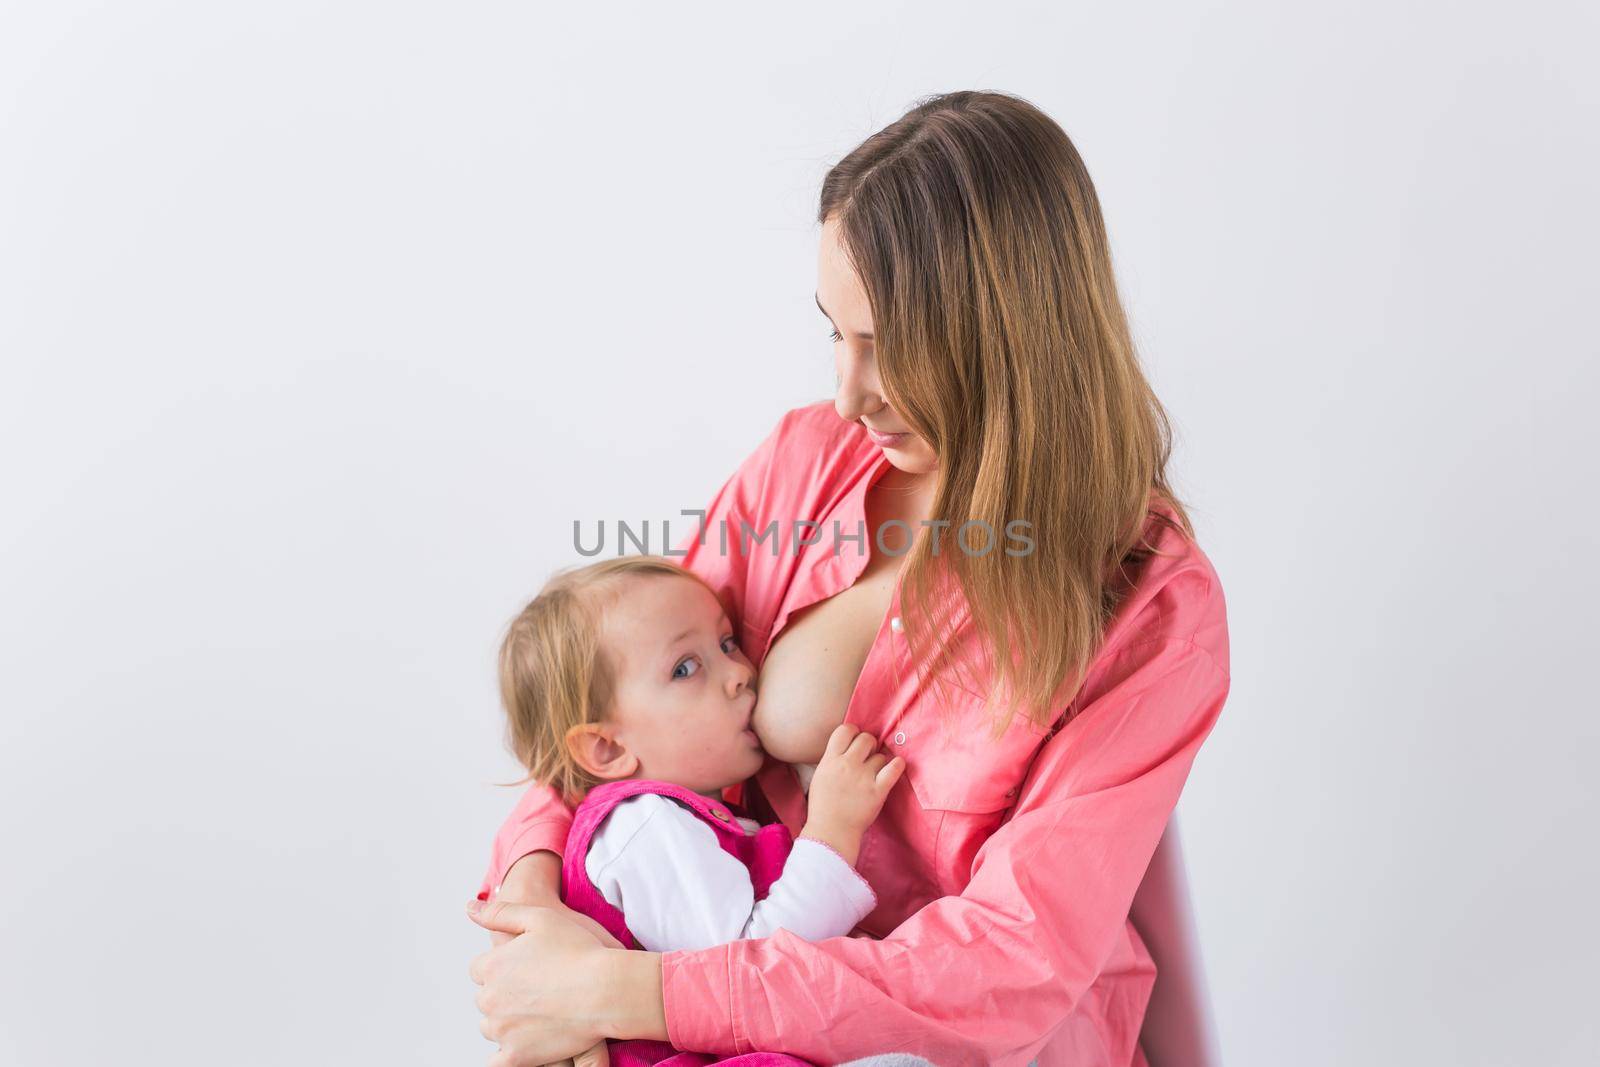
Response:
[672,658,699,680]
[827,328,842,343]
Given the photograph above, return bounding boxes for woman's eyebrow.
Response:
[815,292,874,340]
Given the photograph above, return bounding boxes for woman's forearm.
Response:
[600,949,669,1042]
[497,849,563,903]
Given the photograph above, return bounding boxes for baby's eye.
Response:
[721,635,739,653]
[672,657,699,680]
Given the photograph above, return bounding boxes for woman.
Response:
[468,90,1230,1067]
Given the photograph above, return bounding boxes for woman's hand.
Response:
[468,899,623,1066]
[478,853,622,1066]
[488,851,623,950]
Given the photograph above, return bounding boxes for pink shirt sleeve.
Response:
[477,414,790,898]
[658,634,1231,1065]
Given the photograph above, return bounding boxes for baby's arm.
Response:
[586,794,873,951]
[794,723,905,867]
[589,725,903,952]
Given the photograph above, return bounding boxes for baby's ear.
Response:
[564,723,638,780]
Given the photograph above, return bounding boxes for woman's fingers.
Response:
[468,898,540,936]
[471,913,612,1064]
[556,902,624,948]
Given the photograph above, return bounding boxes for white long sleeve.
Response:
[582,792,876,953]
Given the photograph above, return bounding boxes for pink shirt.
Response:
[479,400,1231,1067]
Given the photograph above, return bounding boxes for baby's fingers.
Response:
[844,730,878,761]
[875,754,906,793]
[825,722,862,758]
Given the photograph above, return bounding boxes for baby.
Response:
[494,553,905,978]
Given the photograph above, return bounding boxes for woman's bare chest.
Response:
[747,476,925,761]
[758,554,898,714]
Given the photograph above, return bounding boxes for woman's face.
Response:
[817,215,939,475]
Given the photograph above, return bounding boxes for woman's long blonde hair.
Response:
[497,555,711,803]
[819,89,1193,737]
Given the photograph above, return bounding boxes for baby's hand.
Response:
[799,723,906,866]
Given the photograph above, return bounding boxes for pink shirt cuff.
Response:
[660,943,742,1056]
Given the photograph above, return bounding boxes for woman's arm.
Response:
[471,634,1229,1066]
[496,849,561,903]
[657,636,1231,1066]
[478,779,575,901]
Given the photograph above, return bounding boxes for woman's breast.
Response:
[749,567,897,765]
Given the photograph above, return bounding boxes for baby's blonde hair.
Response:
[497,554,718,804]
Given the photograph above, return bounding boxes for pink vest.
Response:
[560,778,813,1067]
[562,778,795,950]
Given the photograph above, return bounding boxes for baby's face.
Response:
[599,574,766,795]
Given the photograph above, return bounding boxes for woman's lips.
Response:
[865,426,909,448]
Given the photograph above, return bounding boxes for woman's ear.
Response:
[564,722,638,780]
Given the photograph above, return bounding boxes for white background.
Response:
[2,2,1596,1064]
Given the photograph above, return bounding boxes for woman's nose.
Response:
[833,349,881,423]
